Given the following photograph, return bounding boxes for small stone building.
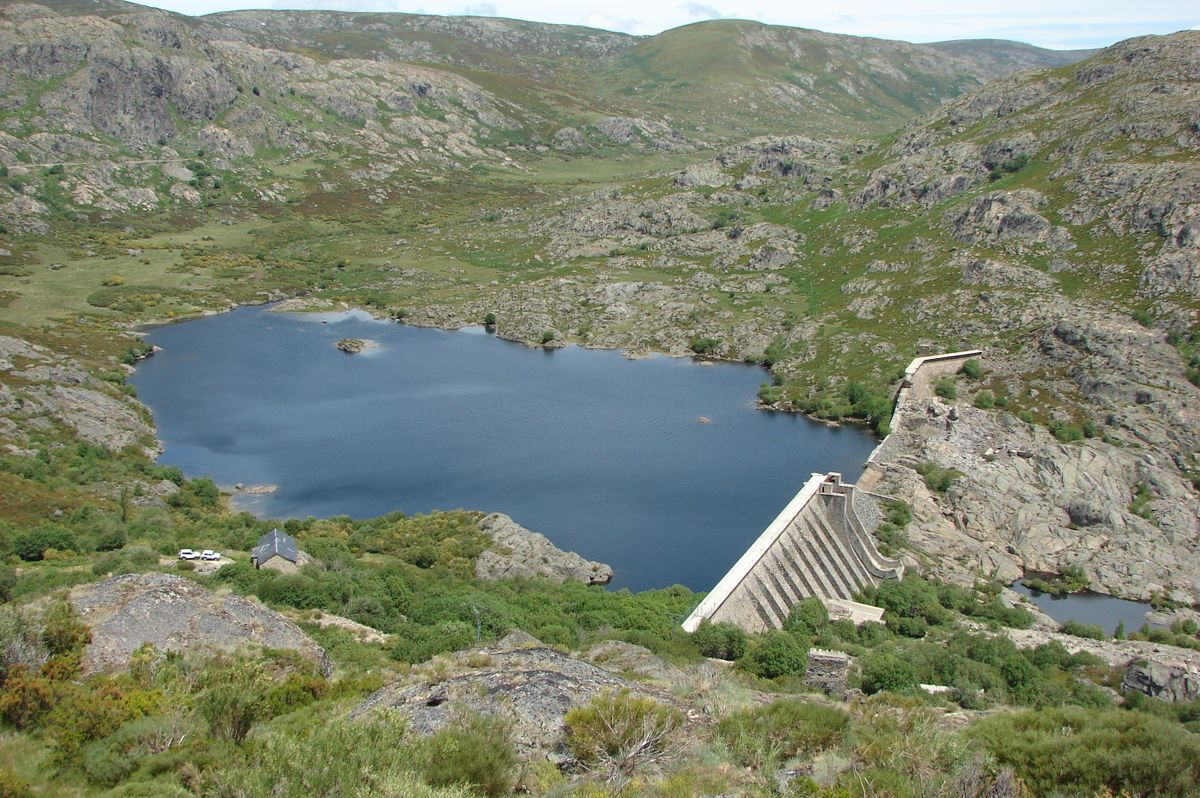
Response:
[251,528,301,572]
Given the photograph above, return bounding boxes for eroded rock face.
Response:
[475,513,613,585]
[350,635,679,756]
[70,573,331,676]
[1122,661,1200,703]
[0,333,156,455]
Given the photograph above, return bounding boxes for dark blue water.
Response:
[131,305,878,591]
[1011,582,1154,636]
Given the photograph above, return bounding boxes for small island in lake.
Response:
[335,338,378,354]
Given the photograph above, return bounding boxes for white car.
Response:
[178,549,198,560]
[201,550,221,561]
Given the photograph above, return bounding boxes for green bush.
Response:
[915,462,962,494]
[861,652,917,694]
[564,689,682,780]
[482,312,496,326]
[1048,420,1084,442]
[690,621,747,660]
[13,527,76,561]
[743,630,808,679]
[971,706,1200,797]
[689,336,719,356]
[205,717,470,798]
[716,699,849,769]
[973,390,995,409]
[195,658,270,744]
[784,597,829,637]
[0,770,31,798]
[933,378,957,401]
[411,712,517,797]
[1059,620,1106,640]
[959,359,982,379]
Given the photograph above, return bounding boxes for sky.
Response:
[129,0,1199,50]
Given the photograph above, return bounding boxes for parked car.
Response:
[178,549,198,560]
[201,550,221,561]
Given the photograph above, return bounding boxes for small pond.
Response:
[1010,582,1156,636]
[130,305,880,591]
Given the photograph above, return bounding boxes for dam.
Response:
[682,472,904,633]
[683,350,983,634]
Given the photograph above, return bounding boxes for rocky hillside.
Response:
[0,4,1193,605]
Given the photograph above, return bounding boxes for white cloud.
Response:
[681,2,723,19]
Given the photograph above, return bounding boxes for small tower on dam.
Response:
[682,473,903,634]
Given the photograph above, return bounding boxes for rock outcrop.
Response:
[335,338,378,353]
[1122,660,1200,704]
[70,573,331,676]
[475,513,613,585]
[350,632,680,756]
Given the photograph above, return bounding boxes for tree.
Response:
[861,652,917,694]
[690,621,747,660]
[744,631,808,679]
[784,597,829,637]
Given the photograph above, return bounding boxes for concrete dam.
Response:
[683,351,981,635]
[682,473,904,633]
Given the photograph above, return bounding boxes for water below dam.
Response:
[1011,582,1156,636]
[131,304,879,591]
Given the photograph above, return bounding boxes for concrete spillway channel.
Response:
[682,473,903,633]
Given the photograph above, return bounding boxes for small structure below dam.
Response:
[682,472,904,633]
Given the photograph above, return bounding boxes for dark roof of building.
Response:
[252,528,299,564]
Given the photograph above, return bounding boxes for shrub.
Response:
[483,312,496,325]
[959,359,982,379]
[784,597,829,637]
[973,390,995,409]
[716,699,849,769]
[915,462,962,494]
[1129,482,1154,520]
[0,770,31,798]
[204,717,469,798]
[195,658,270,744]
[0,566,16,603]
[541,330,555,344]
[1059,620,1106,640]
[689,336,719,356]
[1017,409,1035,424]
[1048,420,1084,442]
[971,706,1200,797]
[12,527,75,561]
[744,630,808,679]
[933,378,957,401]
[411,712,518,797]
[564,690,682,782]
[861,652,917,694]
[41,600,91,658]
[690,621,747,660]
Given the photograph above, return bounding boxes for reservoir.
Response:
[1011,582,1155,636]
[131,305,879,591]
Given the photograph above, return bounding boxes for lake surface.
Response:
[131,305,879,591]
[1011,582,1155,635]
